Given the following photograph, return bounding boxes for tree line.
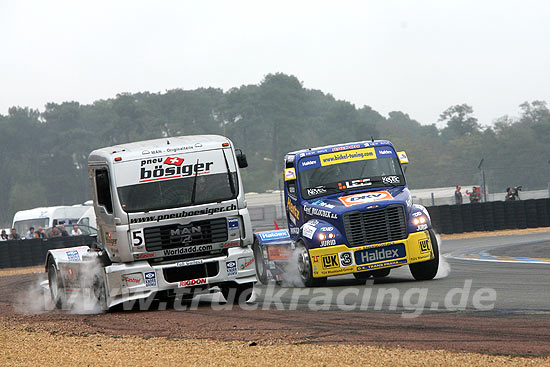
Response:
[1,73,549,226]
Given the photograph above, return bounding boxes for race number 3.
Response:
[132,229,144,246]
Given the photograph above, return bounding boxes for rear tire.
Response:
[409,230,440,281]
[221,282,254,305]
[252,238,268,284]
[296,241,326,287]
[47,257,66,309]
[371,268,391,278]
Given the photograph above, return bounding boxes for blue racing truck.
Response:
[253,140,439,286]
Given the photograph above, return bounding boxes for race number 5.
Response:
[131,229,144,246]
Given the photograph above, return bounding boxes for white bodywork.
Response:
[46,135,256,309]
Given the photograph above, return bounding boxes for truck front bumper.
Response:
[309,230,434,278]
[103,246,256,307]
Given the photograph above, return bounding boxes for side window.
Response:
[96,168,113,214]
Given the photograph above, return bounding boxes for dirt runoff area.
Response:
[0,320,548,367]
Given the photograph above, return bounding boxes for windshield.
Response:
[298,148,404,199]
[114,148,238,213]
[118,172,237,212]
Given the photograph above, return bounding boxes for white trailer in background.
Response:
[12,205,91,234]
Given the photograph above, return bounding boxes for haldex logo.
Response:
[360,248,400,264]
[139,157,214,182]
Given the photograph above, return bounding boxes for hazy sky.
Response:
[1,0,549,126]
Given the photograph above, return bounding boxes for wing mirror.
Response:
[235,149,248,168]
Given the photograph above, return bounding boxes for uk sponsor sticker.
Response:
[66,250,80,262]
[144,271,157,287]
[338,191,394,207]
[226,260,238,276]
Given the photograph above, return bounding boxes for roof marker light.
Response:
[222,142,230,147]
[114,157,122,162]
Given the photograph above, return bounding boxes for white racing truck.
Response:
[46,135,256,310]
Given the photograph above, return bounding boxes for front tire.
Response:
[252,238,268,284]
[47,257,66,309]
[409,230,440,281]
[296,242,326,287]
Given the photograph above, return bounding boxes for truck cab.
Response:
[254,140,439,286]
[46,135,256,309]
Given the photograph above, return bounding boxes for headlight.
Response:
[412,216,427,225]
[318,233,326,241]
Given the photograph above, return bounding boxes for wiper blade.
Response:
[191,159,200,204]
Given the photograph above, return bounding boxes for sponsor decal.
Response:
[312,255,320,263]
[284,168,297,181]
[144,271,157,287]
[228,218,239,229]
[375,148,394,156]
[164,156,185,166]
[290,227,299,235]
[178,278,207,287]
[66,250,80,262]
[319,147,377,166]
[382,175,400,184]
[134,252,154,260]
[417,224,428,231]
[320,226,334,232]
[226,261,237,276]
[162,244,213,256]
[339,251,354,267]
[357,259,407,271]
[322,254,340,269]
[287,197,300,221]
[312,200,335,209]
[222,241,240,248]
[302,224,316,239]
[355,244,406,265]
[338,191,394,207]
[67,267,74,277]
[239,257,255,270]
[170,225,201,244]
[176,259,204,267]
[331,144,361,152]
[412,211,423,217]
[303,205,338,219]
[298,156,321,171]
[121,275,142,284]
[258,230,290,242]
[166,146,194,153]
[130,204,237,224]
[320,239,336,247]
[366,204,380,210]
[338,178,371,189]
[140,158,214,183]
[419,239,430,253]
[307,187,327,196]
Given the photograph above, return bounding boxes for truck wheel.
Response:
[252,238,268,284]
[296,242,326,287]
[47,257,66,309]
[371,268,391,278]
[92,273,108,311]
[221,282,254,305]
[409,230,440,281]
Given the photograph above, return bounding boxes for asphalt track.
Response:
[2,231,550,356]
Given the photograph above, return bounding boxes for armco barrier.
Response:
[427,198,550,234]
[0,235,96,269]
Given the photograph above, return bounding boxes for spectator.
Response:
[25,227,36,239]
[0,230,8,241]
[35,226,48,239]
[8,228,20,240]
[454,185,463,205]
[466,186,481,203]
[48,226,61,237]
[59,225,69,237]
[71,225,82,236]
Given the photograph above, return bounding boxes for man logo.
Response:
[419,239,430,253]
[322,254,339,269]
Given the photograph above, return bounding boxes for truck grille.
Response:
[342,205,407,247]
[144,218,228,252]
